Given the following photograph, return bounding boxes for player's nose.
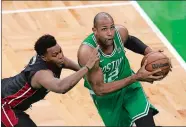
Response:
[107,29,112,36]
[58,53,64,60]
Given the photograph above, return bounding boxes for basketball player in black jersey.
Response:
[1,34,99,127]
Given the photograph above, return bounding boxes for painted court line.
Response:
[2,2,132,14]
[3,1,185,71]
[131,1,186,72]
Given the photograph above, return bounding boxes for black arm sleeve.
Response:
[124,35,148,55]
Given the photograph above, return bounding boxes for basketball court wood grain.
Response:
[2,1,186,126]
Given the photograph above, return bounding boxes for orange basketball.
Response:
[141,51,171,77]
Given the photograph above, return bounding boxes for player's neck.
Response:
[99,44,114,55]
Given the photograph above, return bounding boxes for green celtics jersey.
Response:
[82,29,140,92]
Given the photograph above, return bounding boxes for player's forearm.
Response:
[144,46,153,55]
[58,66,88,94]
[124,35,148,55]
[68,62,80,71]
[64,57,80,71]
[95,74,138,96]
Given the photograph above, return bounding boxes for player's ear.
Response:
[41,55,48,61]
[92,27,95,32]
[92,27,97,35]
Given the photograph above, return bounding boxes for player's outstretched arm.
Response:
[31,47,99,94]
[78,45,162,96]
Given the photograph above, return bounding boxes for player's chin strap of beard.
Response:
[124,35,148,55]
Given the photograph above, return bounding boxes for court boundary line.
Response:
[131,1,186,71]
[2,1,186,71]
[2,2,132,14]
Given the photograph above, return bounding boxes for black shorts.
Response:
[1,110,37,127]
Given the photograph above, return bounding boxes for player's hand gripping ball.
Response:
[141,51,172,78]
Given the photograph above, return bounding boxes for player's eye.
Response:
[52,53,58,57]
[102,28,107,31]
[111,26,115,29]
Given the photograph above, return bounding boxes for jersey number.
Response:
[104,68,119,83]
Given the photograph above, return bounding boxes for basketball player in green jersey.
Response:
[77,12,165,127]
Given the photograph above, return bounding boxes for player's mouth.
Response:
[58,60,64,65]
[107,38,113,40]
[106,38,113,43]
[57,61,64,67]
[106,38,113,41]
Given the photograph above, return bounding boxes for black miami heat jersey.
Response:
[1,55,63,111]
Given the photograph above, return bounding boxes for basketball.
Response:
[141,51,171,77]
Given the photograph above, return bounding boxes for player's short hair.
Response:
[34,34,57,56]
[93,12,114,28]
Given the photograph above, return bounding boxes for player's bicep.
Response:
[78,44,104,94]
[86,67,104,94]
[32,70,61,92]
[87,68,103,84]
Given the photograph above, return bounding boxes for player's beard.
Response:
[105,38,114,46]
[57,63,64,68]
[97,37,113,48]
[47,61,62,69]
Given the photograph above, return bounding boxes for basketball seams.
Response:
[141,52,171,76]
[145,58,170,73]
[145,58,170,68]
[141,52,169,66]
[141,51,159,64]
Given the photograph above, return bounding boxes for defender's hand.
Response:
[85,46,100,70]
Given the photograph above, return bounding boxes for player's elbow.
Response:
[61,90,67,94]
[59,84,69,94]
[94,90,104,96]
[93,85,105,96]
[59,82,71,94]
[59,80,77,94]
[52,83,67,94]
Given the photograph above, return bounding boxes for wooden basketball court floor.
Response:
[2,1,186,126]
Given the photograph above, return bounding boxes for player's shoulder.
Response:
[115,24,129,42]
[81,32,97,50]
[78,44,95,56]
[115,24,128,34]
[24,55,48,72]
[83,33,94,42]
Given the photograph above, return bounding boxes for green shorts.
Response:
[90,82,159,127]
